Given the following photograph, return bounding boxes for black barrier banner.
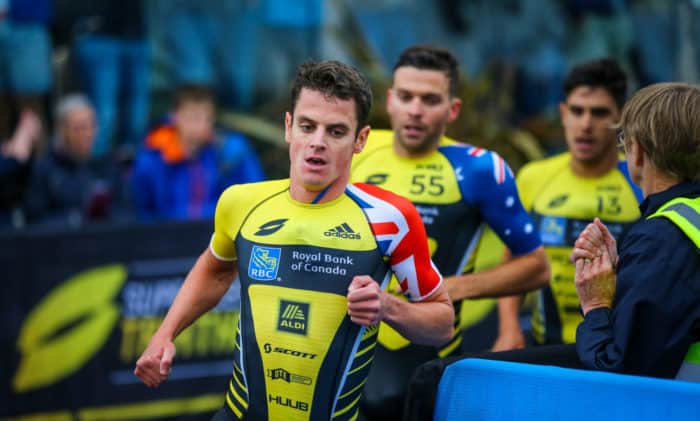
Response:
[0,221,239,421]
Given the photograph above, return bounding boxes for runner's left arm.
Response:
[442,149,549,300]
[346,183,454,346]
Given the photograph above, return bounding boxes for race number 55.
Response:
[410,174,444,196]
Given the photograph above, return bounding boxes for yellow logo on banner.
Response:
[13,264,127,393]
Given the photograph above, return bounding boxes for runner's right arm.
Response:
[134,249,238,387]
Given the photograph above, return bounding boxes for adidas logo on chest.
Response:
[324,222,361,240]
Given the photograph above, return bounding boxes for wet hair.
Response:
[564,58,627,110]
[393,44,460,97]
[290,60,373,133]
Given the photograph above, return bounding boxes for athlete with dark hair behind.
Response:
[494,58,642,351]
[351,44,549,421]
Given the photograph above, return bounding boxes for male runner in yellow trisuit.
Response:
[493,58,642,351]
[134,60,454,421]
[351,45,550,420]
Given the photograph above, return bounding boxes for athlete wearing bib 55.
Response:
[133,60,454,421]
[350,45,549,421]
[352,130,542,354]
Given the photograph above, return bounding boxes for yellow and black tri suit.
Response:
[517,153,642,344]
[209,179,441,421]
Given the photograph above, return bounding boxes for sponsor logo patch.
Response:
[268,394,309,412]
[266,368,312,385]
[324,223,361,240]
[277,300,308,335]
[365,173,389,185]
[255,219,289,236]
[547,194,569,208]
[539,216,566,246]
[263,343,317,359]
[248,246,281,281]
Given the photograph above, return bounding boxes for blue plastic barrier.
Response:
[435,358,700,421]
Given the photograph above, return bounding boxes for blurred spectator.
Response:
[130,84,264,222]
[23,94,126,227]
[63,0,149,159]
[0,0,52,149]
[0,109,41,227]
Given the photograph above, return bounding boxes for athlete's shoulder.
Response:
[438,143,515,187]
[347,182,417,215]
[437,142,501,164]
[514,153,569,206]
[518,152,569,182]
[440,134,461,146]
[361,129,394,153]
[520,152,570,173]
[353,129,395,170]
[218,179,289,210]
[360,130,459,156]
[212,180,289,261]
[221,178,288,197]
[437,141,485,156]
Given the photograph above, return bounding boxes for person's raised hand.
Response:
[594,218,618,269]
[575,250,616,315]
[570,221,606,263]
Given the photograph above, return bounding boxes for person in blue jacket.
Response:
[573,82,700,380]
[131,84,265,222]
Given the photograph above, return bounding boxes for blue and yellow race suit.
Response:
[350,130,541,414]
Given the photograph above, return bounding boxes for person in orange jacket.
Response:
[131,84,265,221]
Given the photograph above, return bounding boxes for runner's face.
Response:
[286,88,368,199]
[561,86,620,167]
[387,67,460,157]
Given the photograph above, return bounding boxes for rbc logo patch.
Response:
[539,216,566,246]
[248,246,281,281]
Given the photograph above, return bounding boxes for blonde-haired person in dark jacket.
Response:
[573,82,700,379]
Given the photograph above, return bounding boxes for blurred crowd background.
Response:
[2,0,700,230]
